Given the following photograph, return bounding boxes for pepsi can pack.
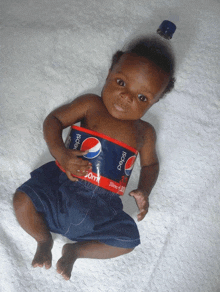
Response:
[56,125,138,195]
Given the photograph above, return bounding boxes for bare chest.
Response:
[81,107,145,151]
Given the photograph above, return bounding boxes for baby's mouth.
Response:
[113,103,126,112]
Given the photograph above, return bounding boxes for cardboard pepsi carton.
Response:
[56,125,138,195]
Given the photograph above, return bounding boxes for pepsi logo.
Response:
[124,156,136,176]
[80,137,102,159]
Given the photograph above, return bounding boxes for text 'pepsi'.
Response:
[56,125,138,195]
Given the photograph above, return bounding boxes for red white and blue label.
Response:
[81,137,102,159]
[56,125,138,195]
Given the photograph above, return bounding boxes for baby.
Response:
[13,36,175,280]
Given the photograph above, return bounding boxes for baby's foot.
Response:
[32,238,53,269]
[56,243,78,280]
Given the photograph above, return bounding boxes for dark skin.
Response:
[13,53,170,280]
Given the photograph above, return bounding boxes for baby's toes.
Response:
[44,259,52,269]
[32,257,43,268]
[56,259,71,280]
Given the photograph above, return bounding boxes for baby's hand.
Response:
[59,148,92,182]
[129,189,149,221]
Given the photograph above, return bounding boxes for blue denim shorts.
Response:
[17,161,140,248]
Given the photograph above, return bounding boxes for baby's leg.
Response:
[13,191,53,269]
[57,241,133,280]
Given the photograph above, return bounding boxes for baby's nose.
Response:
[120,91,133,102]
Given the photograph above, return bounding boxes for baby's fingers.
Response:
[137,209,148,221]
[66,171,78,182]
[74,149,89,157]
[74,152,93,168]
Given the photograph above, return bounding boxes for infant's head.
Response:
[102,37,176,121]
[111,37,176,98]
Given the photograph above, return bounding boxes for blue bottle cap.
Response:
[157,20,176,39]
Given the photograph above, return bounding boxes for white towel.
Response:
[1,0,220,291]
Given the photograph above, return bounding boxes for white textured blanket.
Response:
[1,0,220,291]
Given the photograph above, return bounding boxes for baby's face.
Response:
[102,53,170,121]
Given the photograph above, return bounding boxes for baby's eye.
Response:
[138,94,147,102]
[117,79,125,87]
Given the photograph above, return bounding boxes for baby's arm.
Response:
[130,124,159,221]
[43,95,95,181]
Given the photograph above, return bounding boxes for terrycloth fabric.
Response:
[1,0,220,291]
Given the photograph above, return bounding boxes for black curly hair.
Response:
[110,36,176,98]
